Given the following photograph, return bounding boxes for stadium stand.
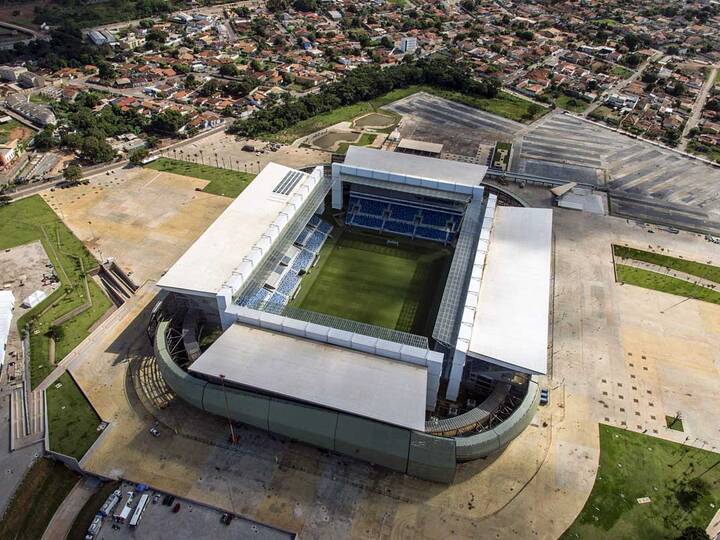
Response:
[305,230,327,253]
[291,249,315,273]
[346,193,462,244]
[277,271,301,296]
[308,214,321,228]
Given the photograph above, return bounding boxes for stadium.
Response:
[152,146,552,483]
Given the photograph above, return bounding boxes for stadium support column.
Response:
[445,349,466,402]
[330,164,343,210]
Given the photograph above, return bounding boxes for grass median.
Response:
[614,245,720,285]
[616,265,720,305]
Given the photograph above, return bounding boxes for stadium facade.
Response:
[153,147,552,483]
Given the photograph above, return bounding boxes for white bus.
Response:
[129,494,150,528]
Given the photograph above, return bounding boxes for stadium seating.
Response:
[246,287,271,308]
[305,230,327,253]
[317,220,332,235]
[308,215,321,228]
[277,271,300,296]
[346,193,462,244]
[292,249,314,273]
[295,228,312,247]
[269,292,287,306]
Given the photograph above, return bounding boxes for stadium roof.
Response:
[158,163,314,296]
[343,147,487,187]
[397,138,444,154]
[468,206,552,375]
[189,323,428,431]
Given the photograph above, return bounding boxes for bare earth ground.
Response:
[40,167,231,285]
[165,132,331,173]
[59,178,720,539]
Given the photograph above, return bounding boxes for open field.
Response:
[554,93,589,113]
[0,196,111,388]
[615,265,720,305]
[336,132,378,154]
[562,424,720,539]
[144,158,256,198]
[291,231,449,335]
[47,372,103,459]
[0,119,33,144]
[614,245,720,284]
[0,458,79,540]
[41,166,231,285]
[266,85,545,144]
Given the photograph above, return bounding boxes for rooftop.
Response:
[468,206,552,375]
[157,163,313,296]
[189,323,428,431]
[342,146,488,187]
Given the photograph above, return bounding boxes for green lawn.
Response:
[145,157,256,198]
[46,372,103,459]
[611,65,634,79]
[614,245,720,284]
[615,265,720,305]
[291,231,450,336]
[554,94,589,113]
[562,424,720,539]
[0,197,112,389]
[665,416,684,432]
[0,458,79,540]
[688,140,720,164]
[265,85,547,143]
[0,119,23,144]
[336,132,378,155]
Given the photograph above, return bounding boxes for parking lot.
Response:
[92,482,292,540]
[512,112,720,233]
[385,92,524,158]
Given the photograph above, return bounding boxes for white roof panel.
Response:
[343,146,487,187]
[468,206,552,374]
[157,163,309,296]
[189,323,427,430]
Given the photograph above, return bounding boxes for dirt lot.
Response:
[0,241,58,383]
[173,132,331,173]
[40,167,231,286]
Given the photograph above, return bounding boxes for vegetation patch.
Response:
[554,93,589,113]
[562,424,720,539]
[614,245,720,284]
[0,458,79,540]
[611,65,634,79]
[46,372,103,460]
[615,265,720,305]
[0,196,112,389]
[145,157,256,198]
[688,141,720,164]
[337,132,378,154]
[67,480,121,540]
[665,415,684,432]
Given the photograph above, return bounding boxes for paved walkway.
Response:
[617,256,720,291]
[41,477,98,540]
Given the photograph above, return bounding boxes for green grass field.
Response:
[610,65,634,79]
[562,425,720,539]
[616,265,720,305]
[290,231,450,336]
[46,372,102,459]
[0,197,112,388]
[265,85,547,143]
[0,458,79,540]
[554,93,588,113]
[336,132,377,155]
[145,158,256,198]
[614,245,720,284]
[0,119,23,144]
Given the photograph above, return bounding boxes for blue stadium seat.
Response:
[385,221,414,235]
[305,230,327,253]
[416,226,447,241]
[291,249,314,273]
[308,215,321,228]
[353,214,384,229]
[317,220,332,235]
[295,227,313,246]
[269,292,288,306]
[277,272,300,296]
[389,204,419,222]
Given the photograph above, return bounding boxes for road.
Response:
[41,477,98,540]
[679,64,718,151]
[583,51,663,117]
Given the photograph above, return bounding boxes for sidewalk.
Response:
[617,256,720,291]
[41,477,99,540]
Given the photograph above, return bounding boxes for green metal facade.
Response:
[155,321,539,483]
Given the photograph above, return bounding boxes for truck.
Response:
[85,515,103,539]
[99,489,122,517]
[129,493,150,528]
[113,491,134,524]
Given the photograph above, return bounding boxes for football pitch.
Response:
[291,230,451,336]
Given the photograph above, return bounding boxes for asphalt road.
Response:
[679,64,719,151]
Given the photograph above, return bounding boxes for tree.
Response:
[97,62,116,81]
[80,136,115,164]
[64,164,82,181]
[33,128,57,151]
[380,36,394,49]
[129,147,149,165]
[219,63,239,77]
[149,109,185,135]
[292,0,317,11]
[185,73,198,90]
[515,30,534,41]
[46,325,65,342]
[675,526,710,540]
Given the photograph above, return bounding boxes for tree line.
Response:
[227,57,499,137]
